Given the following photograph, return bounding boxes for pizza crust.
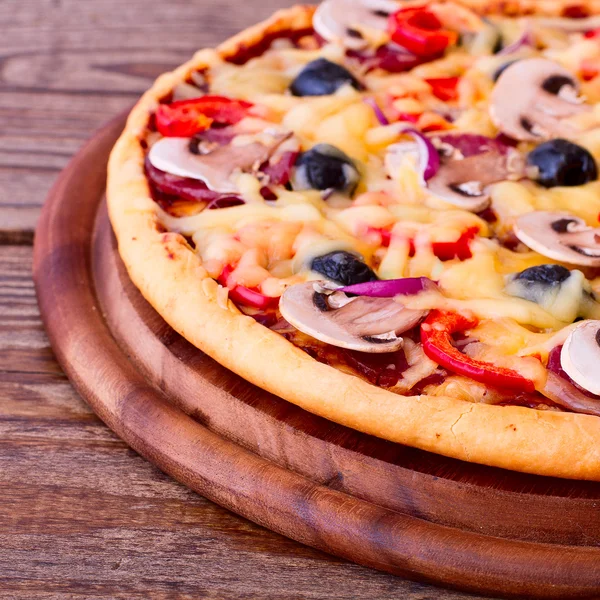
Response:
[108,3,600,480]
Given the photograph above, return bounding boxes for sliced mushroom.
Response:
[148,130,294,193]
[427,150,522,212]
[279,282,426,353]
[514,212,600,267]
[313,0,398,50]
[561,321,600,395]
[386,140,523,212]
[490,58,590,141]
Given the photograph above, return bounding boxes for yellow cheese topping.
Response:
[151,3,600,374]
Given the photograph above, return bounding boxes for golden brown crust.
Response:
[108,3,600,480]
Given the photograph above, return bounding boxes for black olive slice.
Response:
[311,251,378,286]
[290,58,362,97]
[515,264,571,285]
[527,139,598,188]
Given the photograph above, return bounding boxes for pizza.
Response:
[107,0,600,480]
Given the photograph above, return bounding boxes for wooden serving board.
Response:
[34,115,600,599]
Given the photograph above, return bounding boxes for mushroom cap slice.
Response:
[561,321,600,395]
[313,0,397,50]
[490,58,589,141]
[148,131,292,193]
[386,137,523,213]
[426,151,517,212]
[279,282,426,354]
[514,211,600,267]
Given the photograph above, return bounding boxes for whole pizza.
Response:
[108,0,600,480]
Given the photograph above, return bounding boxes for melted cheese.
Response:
[154,6,600,350]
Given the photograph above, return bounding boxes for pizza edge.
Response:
[107,2,600,480]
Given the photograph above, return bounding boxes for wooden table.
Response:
[0,2,491,597]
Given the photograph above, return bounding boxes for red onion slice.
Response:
[546,345,599,399]
[540,372,600,417]
[340,277,437,297]
[538,345,600,416]
[402,128,440,181]
[347,44,423,73]
[261,151,298,186]
[498,24,534,56]
[364,98,390,126]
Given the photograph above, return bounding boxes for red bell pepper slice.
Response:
[580,59,599,82]
[218,266,279,310]
[421,310,536,392]
[365,226,392,247]
[388,8,458,58]
[396,112,421,124]
[432,226,479,261]
[425,77,460,101]
[399,227,478,261]
[155,96,253,138]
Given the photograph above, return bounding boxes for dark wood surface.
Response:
[0,1,491,598]
[7,2,599,598]
[32,105,600,598]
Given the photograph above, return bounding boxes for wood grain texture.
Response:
[0,244,485,599]
[94,200,600,548]
[0,0,298,239]
[1,1,497,597]
[32,103,600,597]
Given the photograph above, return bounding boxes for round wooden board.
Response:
[34,115,600,599]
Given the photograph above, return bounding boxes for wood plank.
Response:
[0,244,484,599]
[0,0,299,237]
[35,103,600,597]
[0,0,517,594]
[0,246,60,373]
